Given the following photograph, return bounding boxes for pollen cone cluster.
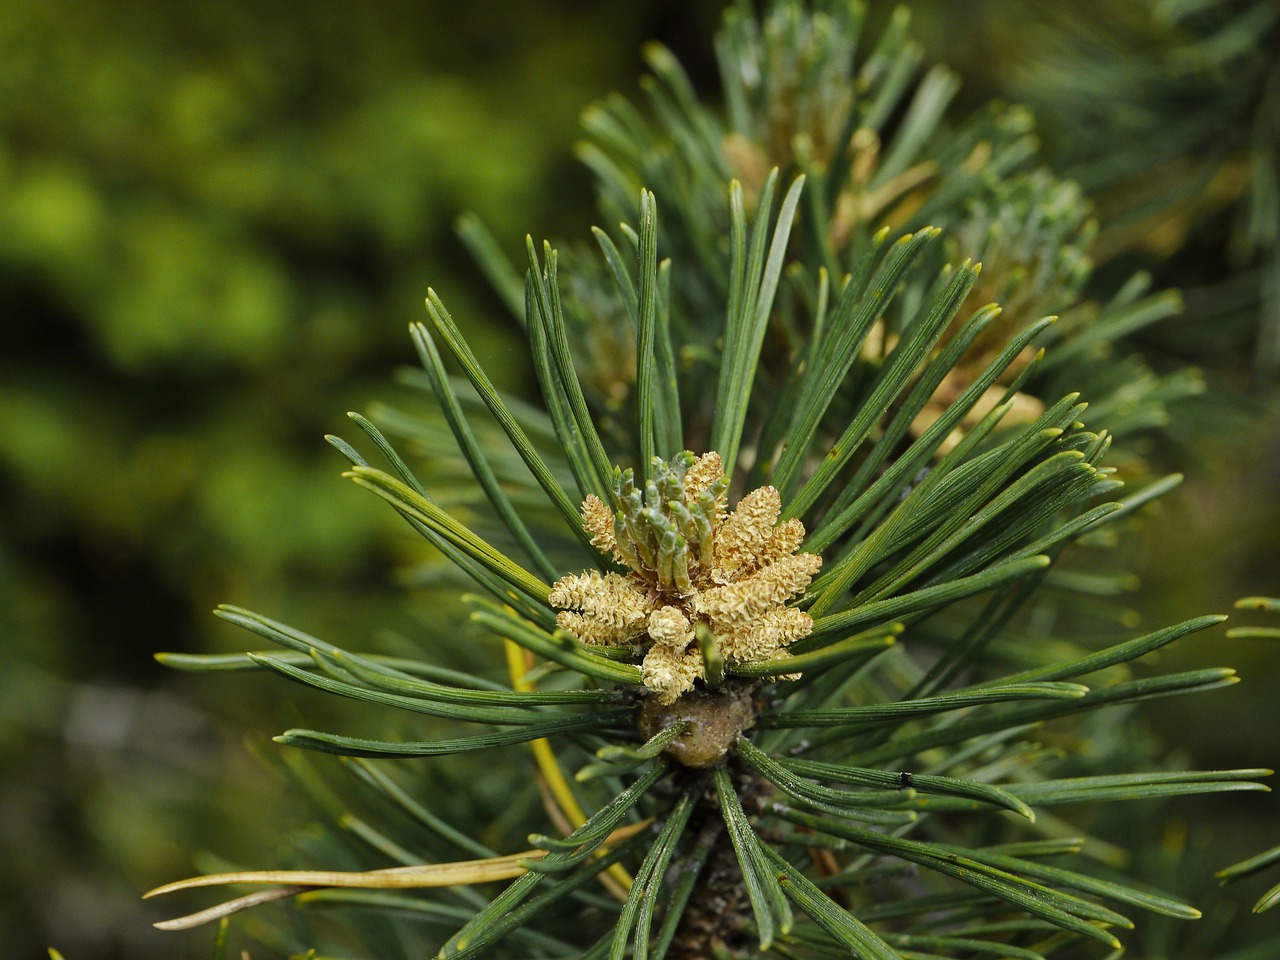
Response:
[548,452,822,703]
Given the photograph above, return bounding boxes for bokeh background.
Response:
[1,1,1276,957]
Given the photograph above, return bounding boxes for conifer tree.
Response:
[149,3,1271,958]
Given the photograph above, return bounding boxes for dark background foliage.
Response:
[1,1,1275,957]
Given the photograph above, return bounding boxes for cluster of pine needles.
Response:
[149,2,1276,958]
